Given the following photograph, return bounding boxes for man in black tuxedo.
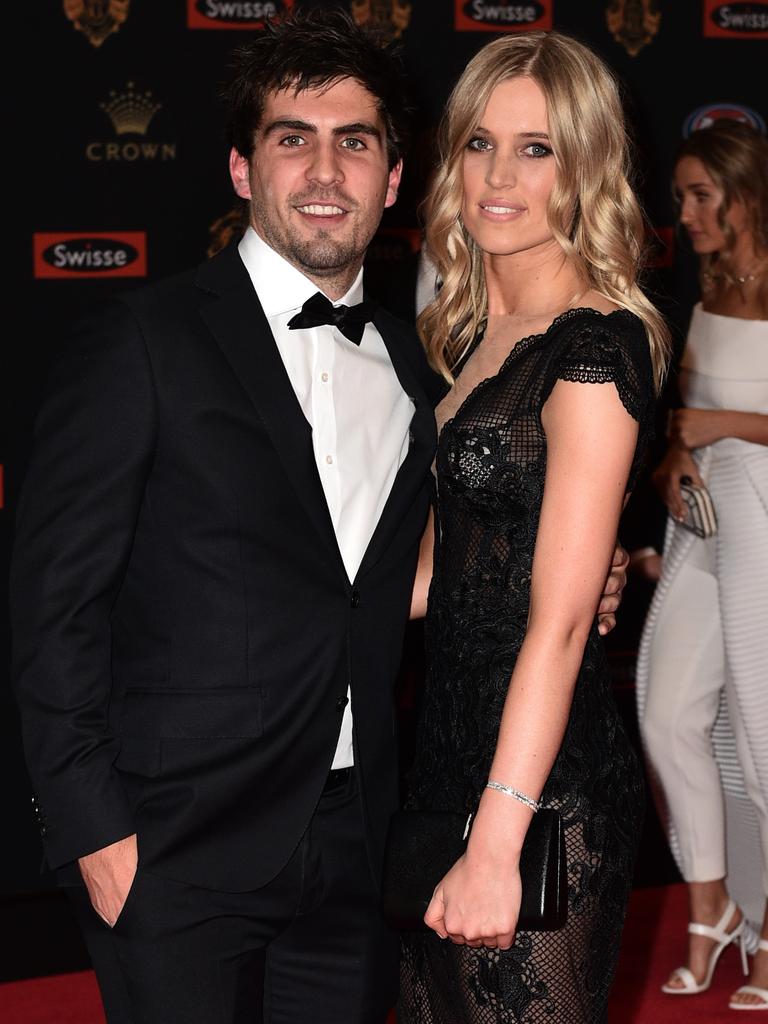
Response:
[10,11,627,1023]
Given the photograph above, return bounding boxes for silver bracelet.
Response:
[485,780,541,812]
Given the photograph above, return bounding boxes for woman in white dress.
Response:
[636,119,768,1010]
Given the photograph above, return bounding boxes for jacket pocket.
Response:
[118,687,264,739]
[114,734,163,777]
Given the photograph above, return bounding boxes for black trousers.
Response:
[68,769,399,1023]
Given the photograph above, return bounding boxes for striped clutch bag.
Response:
[679,478,718,538]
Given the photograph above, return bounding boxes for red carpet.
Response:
[609,882,753,1022]
[0,970,104,1023]
[0,884,756,1022]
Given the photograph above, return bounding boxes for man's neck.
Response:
[250,226,362,301]
[301,266,362,302]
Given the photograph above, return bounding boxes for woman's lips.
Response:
[478,201,526,220]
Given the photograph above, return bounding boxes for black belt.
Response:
[323,766,353,793]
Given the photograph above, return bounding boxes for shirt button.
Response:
[336,695,349,711]
[351,590,360,609]
[326,455,334,465]
[321,372,329,383]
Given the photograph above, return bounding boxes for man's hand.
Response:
[597,542,628,636]
[78,834,138,928]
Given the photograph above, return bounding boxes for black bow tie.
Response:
[287,291,376,346]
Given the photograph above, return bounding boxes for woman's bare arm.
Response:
[424,377,638,948]
[410,507,435,620]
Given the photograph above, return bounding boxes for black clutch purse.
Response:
[381,807,567,932]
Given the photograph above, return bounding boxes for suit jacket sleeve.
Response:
[10,299,157,869]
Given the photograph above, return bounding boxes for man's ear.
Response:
[384,159,403,209]
[229,147,252,200]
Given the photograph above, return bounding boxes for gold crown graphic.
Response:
[100,83,161,135]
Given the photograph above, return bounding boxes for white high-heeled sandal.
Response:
[730,938,768,1011]
[661,899,750,995]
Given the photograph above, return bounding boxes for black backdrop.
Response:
[3,0,766,893]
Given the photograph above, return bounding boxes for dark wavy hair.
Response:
[675,120,768,286]
[221,8,410,170]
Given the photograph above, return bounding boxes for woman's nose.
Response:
[485,153,516,190]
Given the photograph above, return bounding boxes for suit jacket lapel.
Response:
[197,247,345,573]
[355,309,437,582]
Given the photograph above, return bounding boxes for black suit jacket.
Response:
[11,244,440,891]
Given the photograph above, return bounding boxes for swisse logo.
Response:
[455,0,551,32]
[683,102,766,136]
[704,0,768,37]
[187,0,294,29]
[33,233,148,279]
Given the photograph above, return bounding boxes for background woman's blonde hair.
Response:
[419,30,670,391]
[675,119,768,292]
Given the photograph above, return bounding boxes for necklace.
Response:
[734,258,766,285]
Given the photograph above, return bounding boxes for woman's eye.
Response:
[524,143,551,158]
[467,137,492,152]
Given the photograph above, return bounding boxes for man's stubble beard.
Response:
[251,197,369,279]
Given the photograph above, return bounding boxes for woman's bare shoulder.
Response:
[576,289,621,316]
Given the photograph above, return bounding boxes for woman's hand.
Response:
[652,444,704,521]
[423,850,522,950]
[667,408,728,450]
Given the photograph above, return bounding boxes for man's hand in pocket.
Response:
[78,834,138,927]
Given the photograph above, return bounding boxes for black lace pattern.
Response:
[399,310,654,1024]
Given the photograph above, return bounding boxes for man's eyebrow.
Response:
[260,119,383,140]
[333,122,382,139]
[262,119,317,136]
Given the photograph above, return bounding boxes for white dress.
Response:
[636,303,768,926]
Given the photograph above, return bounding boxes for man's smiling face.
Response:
[229,77,402,292]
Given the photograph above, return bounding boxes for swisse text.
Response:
[712,3,768,30]
[44,240,138,271]
[463,1,544,23]
[33,233,148,279]
[198,0,280,17]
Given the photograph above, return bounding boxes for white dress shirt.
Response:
[238,227,414,769]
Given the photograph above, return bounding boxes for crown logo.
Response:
[100,83,161,135]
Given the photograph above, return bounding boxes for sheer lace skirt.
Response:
[398,797,638,1024]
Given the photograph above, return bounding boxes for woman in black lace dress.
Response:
[399,32,669,1024]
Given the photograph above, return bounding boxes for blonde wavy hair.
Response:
[419,31,669,390]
